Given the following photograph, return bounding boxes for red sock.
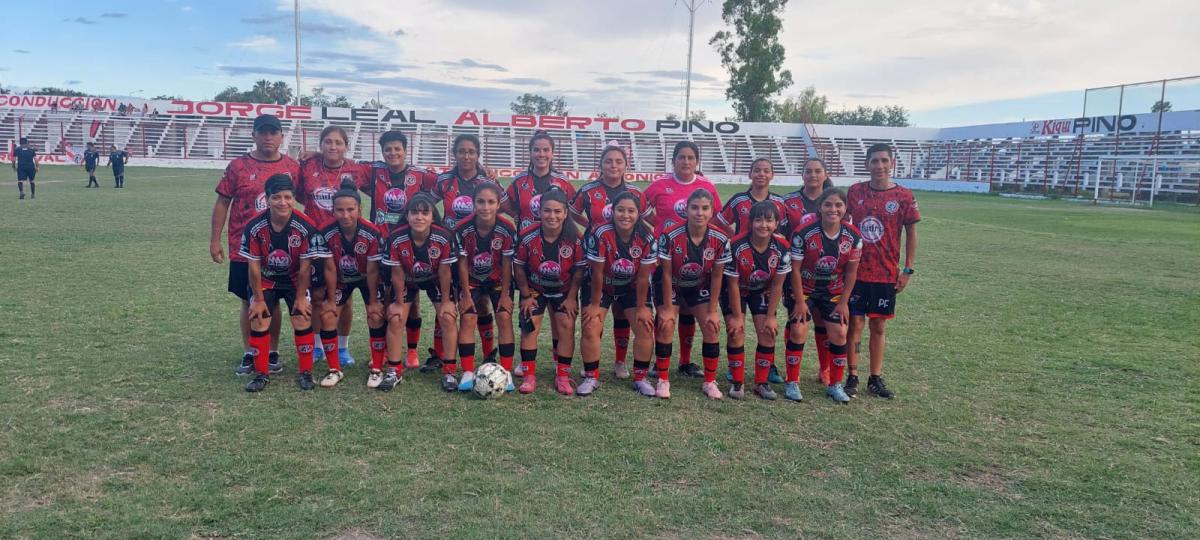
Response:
[368,326,386,371]
[556,355,572,378]
[250,329,271,375]
[655,342,671,381]
[433,325,444,359]
[320,329,339,371]
[632,360,651,381]
[678,316,695,366]
[583,361,600,379]
[829,342,848,385]
[520,348,536,378]
[460,343,476,373]
[727,346,746,384]
[499,343,515,372]
[613,318,631,365]
[295,327,316,373]
[785,341,804,383]
[406,317,421,351]
[442,355,457,376]
[477,314,495,358]
[701,343,719,383]
[754,345,775,384]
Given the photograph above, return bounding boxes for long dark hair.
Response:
[527,130,556,174]
[538,187,577,241]
[406,192,442,228]
[471,182,504,227]
[452,134,482,176]
[803,157,835,190]
[610,190,650,237]
[815,187,847,211]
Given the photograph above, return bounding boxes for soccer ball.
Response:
[473,362,510,399]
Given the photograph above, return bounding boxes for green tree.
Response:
[710,0,793,122]
[25,87,90,97]
[510,93,568,115]
[1152,100,1172,113]
[360,97,387,109]
[213,80,294,104]
[775,86,829,123]
[151,94,183,100]
[665,110,708,121]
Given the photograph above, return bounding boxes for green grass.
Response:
[1,165,1198,539]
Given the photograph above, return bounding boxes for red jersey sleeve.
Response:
[215,161,238,198]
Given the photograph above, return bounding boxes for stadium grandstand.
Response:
[2,94,1197,203]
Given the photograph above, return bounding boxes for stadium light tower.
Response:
[294,0,302,105]
[682,0,706,121]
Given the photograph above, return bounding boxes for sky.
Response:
[1,0,1197,127]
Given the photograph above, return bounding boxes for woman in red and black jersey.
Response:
[580,192,657,397]
[513,189,586,395]
[433,134,507,229]
[380,194,460,393]
[722,201,793,401]
[718,158,788,235]
[789,188,862,403]
[504,131,576,231]
[453,183,518,393]
[653,189,732,400]
[781,157,835,385]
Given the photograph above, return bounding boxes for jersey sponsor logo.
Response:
[255,193,269,212]
[452,195,474,217]
[313,186,337,210]
[601,203,613,221]
[529,194,543,217]
[490,237,504,251]
[673,199,687,219]
[885,200,900,214]
[815,255,837,275]
[384,188,407,212]
[702,247,715,261]
[429,245,441,259]
[679,262,703,280]
[559,245,573,258]
[610,257,636,281]
[629,245,642,258]
[472,252,494,276]
[410,260,433,280]
[538,260,562,281]
[339,255,360,276]
[266,249,292,273]
[859,216,885,243]
[748,269,770,289]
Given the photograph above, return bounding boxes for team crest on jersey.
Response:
[839,240,852,254]
[593,191,603,200]
[384,188,407,211]
[808,239,819,250]
[629,245,642,258]
[559,245,573,258]
[702,248,715,261]
[859,217,884,243]
[491,237,504,250]
[740,256,750,266]
[885,200,900,214]
[665,187,674,194]
[354,241,368,255]
[429,246,441,259]
[768,254,779,268]
[288,234,302,248]
[401,248,410,257]
[313,186,337,210]
[405,175,416,187]
[452,195,474,216]
[739,206,748,214]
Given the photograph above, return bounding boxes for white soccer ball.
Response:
[473,362,510,399]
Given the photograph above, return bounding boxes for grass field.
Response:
[1,164,1198,539]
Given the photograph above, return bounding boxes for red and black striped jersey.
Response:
[571,179,650,229]
[789,221,863,299]
[318,218,384,285]
[298,159,369,229]
[506,170,576,231]
[363,163,438,235]
[238,210,326,291]
[782,189,820,226]
[846,182,919,284]
[717,190,788,235]
[584,223,657,293]
[454,214,518,287]
[381,224,458,285]
[433,169,508,228]
[723,233,792,295]
[656,223,732,289]
[515,225,586,296]
[215,153,301,263]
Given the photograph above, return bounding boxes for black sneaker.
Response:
[18,193,25,200]
[419,352,443,373]
[441,374,458,392]
[677,362,704,379]
[376,368,401,391]
[268,352,283,374]
[297,372,315,390]
[844,374,859,398]
[244,374,270,392]
[484,349,498,365]
[867,375,894,399]
[235,353,254,375]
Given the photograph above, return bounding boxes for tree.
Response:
[360,97,387,109]
[213,79,294,104]
[710,0,793,122]
[510,93,568,115]
[151,94,183,100]
[1152,100,1172,113]
[25,87,90,97]
[665,110,708,121]
[775,86,829,123]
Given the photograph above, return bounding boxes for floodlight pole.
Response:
[683,0,701,121]
[294,0,302,105]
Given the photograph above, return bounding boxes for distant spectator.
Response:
[118,103,127,115]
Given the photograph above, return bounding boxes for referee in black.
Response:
[11,137,37,199]
[83,142,101,188]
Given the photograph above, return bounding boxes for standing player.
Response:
[107,145,129,188]
[571,143,649,379]
[580,192,657,396]
[82,142,101,188]
[513,189,585,395]
[644,141,723,379]
[790,188,862,403]
[782,157,837,385]
[11,137,37,199]
[845,144,919,399]
[653,190,731,400]
[239,174,328,392]
[723,202,792,400]
[211,114,301,376]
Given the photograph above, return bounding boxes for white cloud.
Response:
[228,35,279,50]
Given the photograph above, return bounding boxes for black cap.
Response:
[253,114,282,132]
[264,173,295,196]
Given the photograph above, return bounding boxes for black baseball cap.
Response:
[253,114,282,132]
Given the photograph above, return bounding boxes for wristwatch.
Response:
[902,267,915,275]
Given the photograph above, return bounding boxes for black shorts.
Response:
[229,261,251,301]
[258,288,308,315]
[335,280,371,306]
[113,168,125,177]
[525,290,572,317]
[403,280,445,304]
[848,281,896,319]
[85,166,96,173]
[807,296,845,324]
[17,167,35,181]
[720,290,772,316]
[581,285,647,312]
[464,283,508,314]
[650,270,712,307]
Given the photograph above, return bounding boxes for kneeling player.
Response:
[723,201,793,400]
[380,194,460,392]
[580,192,657,397]
[239,174,328,392]
[789,188,862,403]
[316,186,386,388]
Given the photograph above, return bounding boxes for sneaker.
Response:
[768,364,784,384]
[441,374,458,392]
[728,383,745,400]
[244,374,269,392]
[320,369,344,388]
[338,348,355,369]
[867,375,894,399]
[633,379,656,397]
[827,383,850,403]
[554,376,575,396]
[376,368,401,391]
[297,372,315,391]
[649,367,659,379]
[404,349,420,369]
[725,371,734,382]
[235,353,254,375]
[701,381,723,400]
[314,345,325,362]
[518,375,537,394]
[366,369,383,389]
[419,355,443,374]
[268,352,282,374]
[576,377,599,396]
[844,374,859,398]
[754,383,777,401]
[505,373,516,393]
[677,363,704,379]
[655,379,671,399]
[613,362,630,380]
[784,382,803,402]
[513,363,526,377]
[18,193,25,200]
[457,371,476,392]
